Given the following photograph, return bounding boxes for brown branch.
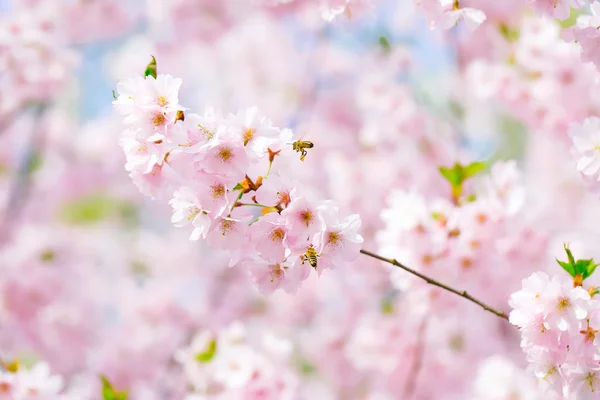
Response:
[360,249,509,321]
[403,317,429,400]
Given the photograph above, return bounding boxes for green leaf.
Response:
[556,244,600,281]
[564,245,575,267]
[498,23,520,43]
[462,161,487,180]
[195,339,217,363]
[490,115,527,163]
[439,161,487,202]
[439,164,462,187]
[25,152,43,174]
[431,212,443,221]
[298,359,317,375]
[381,298,394,315]
[112,90,117,100]
[558,7,582,28]
[232,183,244,191]
[101,376,128,400]
[579,259,599,279]
[448,100,465,120]
[557,260,575,277]
[60,194,138,226]
[144,56,157,79]
[465,194,477,203]
[587,262,599,279]
[378,36,391,53]
[40,250,55,262]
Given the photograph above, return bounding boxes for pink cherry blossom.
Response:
[169,186,212,240]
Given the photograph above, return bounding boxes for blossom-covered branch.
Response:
[113,62,364,294]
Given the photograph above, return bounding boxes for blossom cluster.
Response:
[565,2,600,70]
[0,4,77,123]
[176,322,298,399]
[569,117,600,194]
[510,263,600,398]
[0,361,66,399]
[113,69,363,294]
[377,160,541,308]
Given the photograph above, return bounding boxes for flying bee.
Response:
[291,140,314,162]
[300,245,319,269]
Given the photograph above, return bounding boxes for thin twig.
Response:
[0,104,47,245]
[403,317,428,400]
[360,249,509,320]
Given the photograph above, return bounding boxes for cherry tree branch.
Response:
[359,249,509,321]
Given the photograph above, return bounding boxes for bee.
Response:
[301,246,319,269]
[292,140,314,162]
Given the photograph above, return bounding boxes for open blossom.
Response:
[251,212,290,262]
[542,277,590,331]
[228,106,281,158]
[470,356,556,400]
[569,117,600,191]
[319,0,374,21]
[481,160,525,216]
[0,362,65,399]
[249,255,311,294]
[565,3,600,68]
[417,0,486,31]
[281,197,324,242]
[508,272,552,327]
[525,0,585,20]
[314,204,363,269]
[438,0,486,31]
[195,130,250,182]
[170,186,212,240]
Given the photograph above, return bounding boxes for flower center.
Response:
[557,297,571,311]
[211,184,225,199]
[299,210,313,227]
[542,366,556,381]
[270,228,285,242]
[188,206,200,221]
[276,191,291,207]
[156,95,168,107]
[220,219,235,236]
[327,231,342,247]
[269,264,284,282]
[152,113,166,126]
[218,147,233,163]
[586,372,599,392]
[461,258,473,269]
[243,128,255,146]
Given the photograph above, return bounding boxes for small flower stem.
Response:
[228,191,245,216]
[359,249,509,321]
[265,160,273,178]
[237,203,270,208]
